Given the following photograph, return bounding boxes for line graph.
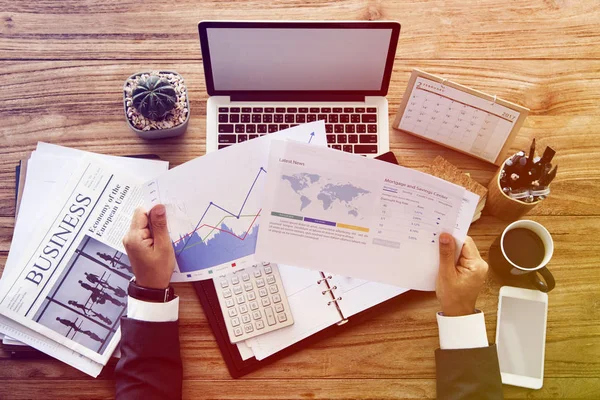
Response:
[173,133,313,256]
[141,123,326,280]
[174,167,266,254]
[169,167,267,273]
[173,211,261,250]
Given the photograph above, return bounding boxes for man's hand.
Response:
[122,204,176,289]
[436,233,488,317]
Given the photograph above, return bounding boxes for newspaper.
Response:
[0,145,168,375]
[0,155,144,365]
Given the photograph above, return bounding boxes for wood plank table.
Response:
[1,1,599,398]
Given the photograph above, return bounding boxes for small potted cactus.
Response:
[123,71,190,139]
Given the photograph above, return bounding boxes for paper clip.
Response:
[490,94,497,106]
[317,275,332,284]
[321,286,338,295]
[441,78,448,88]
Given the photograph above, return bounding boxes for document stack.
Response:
[0,143,168,376]
[0,121,483,377]
[141,123,479,366]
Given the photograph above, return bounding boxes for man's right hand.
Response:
[122,204,176,290]
[436,233,488,317]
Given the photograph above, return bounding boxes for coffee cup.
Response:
[489,220,555,292]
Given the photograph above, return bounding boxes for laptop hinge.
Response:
[230,93,366,103]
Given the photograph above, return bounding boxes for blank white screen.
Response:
[497,296,546,379]
[206,28,393,91]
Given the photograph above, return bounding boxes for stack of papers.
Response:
[0,143,168,376]
[0,124,326,374]
[140,121,479,361]
[0,120,481,373]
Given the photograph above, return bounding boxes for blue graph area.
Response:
[173,167,266,273]
[173,223,259,272]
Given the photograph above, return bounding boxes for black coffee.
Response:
[503,228,545,269]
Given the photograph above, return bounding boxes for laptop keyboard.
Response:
[217,106,378,154]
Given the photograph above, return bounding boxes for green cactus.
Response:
[132,75,177,120]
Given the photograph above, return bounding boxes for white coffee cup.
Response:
[499,220,555,292]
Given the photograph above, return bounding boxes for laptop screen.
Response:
[199,22,400,97]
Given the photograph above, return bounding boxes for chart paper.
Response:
[142,122,326,282]
[255,140,479,291]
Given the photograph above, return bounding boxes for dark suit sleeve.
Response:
[435,345,503,400]
[115,317,183,400]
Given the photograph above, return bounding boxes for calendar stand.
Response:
[393,69,529,166]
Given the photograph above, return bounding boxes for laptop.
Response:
[199,21,401,155]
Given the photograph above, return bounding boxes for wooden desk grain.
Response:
[0,1,599,399]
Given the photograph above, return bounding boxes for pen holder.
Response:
[486,160,541,221]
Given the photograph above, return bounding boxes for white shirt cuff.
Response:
[436,310,489,350]
[127,296,179,322]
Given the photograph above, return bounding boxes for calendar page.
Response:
[397,76,522,163]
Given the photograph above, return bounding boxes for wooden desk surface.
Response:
[0,1,599,399]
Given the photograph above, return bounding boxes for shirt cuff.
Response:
[127,295,179,322]
[436,310,489,350]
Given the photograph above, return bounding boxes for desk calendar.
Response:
[393,70,529,165]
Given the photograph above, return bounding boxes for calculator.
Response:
[213,262,294,343]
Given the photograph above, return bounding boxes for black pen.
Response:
[526,138,536,169]
[516,156,528,187]
[540,165,558,186]
[531,147,555,181]
[539,146,556,167]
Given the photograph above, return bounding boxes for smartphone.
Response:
[495,286,548,389]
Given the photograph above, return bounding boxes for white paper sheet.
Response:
[2,153,78,290]
[236,341,255,361]
[36,142,169,182]
[0,315,103,377]
[255,140,479,291]
[3,335,28,346]
[245,264,341,360]
[142,122,327,282]
[326,274,409,318]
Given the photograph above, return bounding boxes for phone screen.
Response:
[497,296,547,378]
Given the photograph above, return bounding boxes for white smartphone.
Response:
[495,286,548,389]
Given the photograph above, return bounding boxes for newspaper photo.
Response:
[0,156,143,365]
[32,235,133,355]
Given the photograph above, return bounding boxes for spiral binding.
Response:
[318,275,343,306]
[327,297,342,306]
[318,277,346,324]
[321,286,337,295]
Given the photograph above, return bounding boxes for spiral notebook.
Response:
[244,265,408,360]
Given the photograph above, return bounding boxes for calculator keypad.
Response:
[214,263,294,344]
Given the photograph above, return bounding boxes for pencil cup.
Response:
[486,160,541,221]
